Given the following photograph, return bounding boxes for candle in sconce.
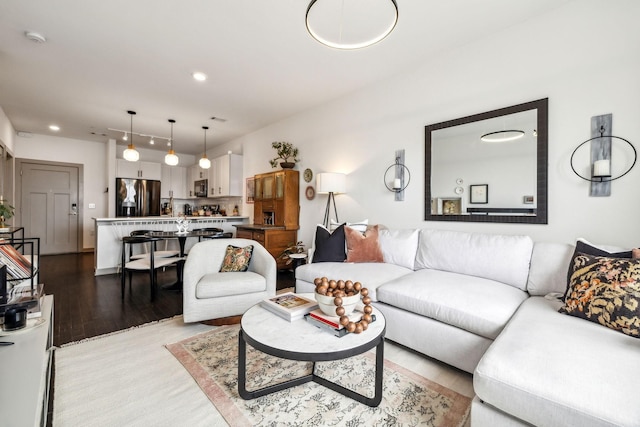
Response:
[393,178,402,190]
[593,159,611,177]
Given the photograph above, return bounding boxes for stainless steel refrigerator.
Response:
[115,178,162,217]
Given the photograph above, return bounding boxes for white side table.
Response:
[0,294,53,426]
[288,253,307,271]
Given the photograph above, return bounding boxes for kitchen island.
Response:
[94,216,249,275]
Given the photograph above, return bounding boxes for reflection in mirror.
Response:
[425,98,548,224]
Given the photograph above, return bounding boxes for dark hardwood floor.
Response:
[40,252,295,345]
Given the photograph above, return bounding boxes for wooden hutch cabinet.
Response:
[235,169,299,269]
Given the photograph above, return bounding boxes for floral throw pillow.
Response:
[560,253,640,338]
[219,245,253,272]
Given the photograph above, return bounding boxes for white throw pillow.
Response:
[378,229,419,270]
[329,219,368,233]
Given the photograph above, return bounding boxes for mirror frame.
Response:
[424,98,548,224]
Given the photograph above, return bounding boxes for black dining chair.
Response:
[193,227,225,241]
[121,236,180,301]
[129,230,180,259]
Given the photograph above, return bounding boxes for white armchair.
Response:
[183,238,277,323]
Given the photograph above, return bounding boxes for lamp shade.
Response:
[123,145,139,162]
[316,172,346,194]
[199,156,211,169]
[165,149,179,166]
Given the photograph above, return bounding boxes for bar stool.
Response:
[121,236,179,301]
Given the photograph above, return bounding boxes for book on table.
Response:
[305,309,377,337]
[0,282,44,320]
[0,244,33,280]
[260,292,318,321]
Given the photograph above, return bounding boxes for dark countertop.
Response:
[234,224,287,231]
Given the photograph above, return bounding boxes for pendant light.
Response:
[164,119,179,166]
[199,126,211,169]
[305,0,399,50]
[122,110,139,162]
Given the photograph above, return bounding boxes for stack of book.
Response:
[305,309,377,337]
[0,244,33,281]
[0,282,44,321]
[260,292,318,321]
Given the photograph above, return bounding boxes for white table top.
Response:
[241,293,385,356]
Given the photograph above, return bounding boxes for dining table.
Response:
[145,229,227,291]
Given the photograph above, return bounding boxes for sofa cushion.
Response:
[196,271,266,299]
[415,229,533,290]
[526,241,575,296]
[376,269,528,340]
[378,228,419,269]
[294,261,412,302]
[345,225,384,263]
[219,245,253,272]
[474,296,640,427]
[560,254,640,338]
[313,224,346,263]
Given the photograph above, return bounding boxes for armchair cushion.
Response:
[219,245,254,272]
[196,271,266,299]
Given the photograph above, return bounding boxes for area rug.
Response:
[166,325,471,426]
[53,317,227,426]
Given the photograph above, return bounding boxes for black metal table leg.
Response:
[238,329,313,399]
[238,328,384,406]
[313,337,384,407]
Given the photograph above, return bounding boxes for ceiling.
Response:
[0,0,567,156]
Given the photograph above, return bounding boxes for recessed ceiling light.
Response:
[49,125,60,131]
[25,31,47,44]
[192,72,207,82]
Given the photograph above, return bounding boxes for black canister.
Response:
[3,307,27,331]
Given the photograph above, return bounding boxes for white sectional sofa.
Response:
[295,228,640,426]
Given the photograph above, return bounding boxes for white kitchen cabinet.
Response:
[210,153,243,197]
[187,164,207,198]
[161,164,187,198]
[116,159,161,180]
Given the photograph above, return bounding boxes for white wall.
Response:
[14,133,109,250]
[0,107,15,154]
[236,1,640,249]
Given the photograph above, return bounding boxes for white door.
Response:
[18,161,80,254]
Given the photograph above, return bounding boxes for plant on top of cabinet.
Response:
[269,141,300,169]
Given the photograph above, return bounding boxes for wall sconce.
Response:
[569,114,636,197]
[384,149,410,201]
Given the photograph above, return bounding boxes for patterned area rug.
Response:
[166,325,471,426]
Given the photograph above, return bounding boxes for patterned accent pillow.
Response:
[560,253,640,338]
[563,240,633,300]
[219,245,254,272]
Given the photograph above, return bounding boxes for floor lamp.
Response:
[316,172,346,228]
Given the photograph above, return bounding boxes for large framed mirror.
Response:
[425,98,548,224]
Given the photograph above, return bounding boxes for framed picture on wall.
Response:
[246,177,255,203]
[470,184,488,204]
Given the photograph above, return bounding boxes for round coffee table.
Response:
[238,294,386,407]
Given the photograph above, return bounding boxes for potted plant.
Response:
[278,241,305,265]
[0,201,15,230]
[269,141,300,169]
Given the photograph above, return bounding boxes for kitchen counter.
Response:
[94,216,249,275]
[232,224,286,231]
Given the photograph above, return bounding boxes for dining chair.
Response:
[193,227,224,241]
[129,230,180,259]
[121,236,180,301]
